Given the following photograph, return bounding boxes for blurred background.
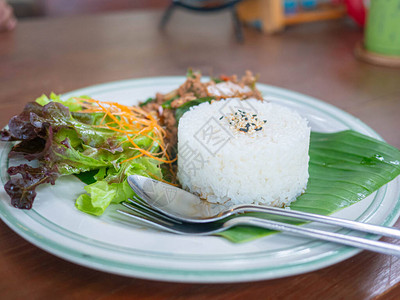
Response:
[8,0,399,68]
[3,0,374,48]
[8,0,171,17]
[6,0,364,28]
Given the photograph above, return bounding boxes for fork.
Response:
[126,175,400,241]
[117,198,400,257]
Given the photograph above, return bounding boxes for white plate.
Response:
[1,77,399,283]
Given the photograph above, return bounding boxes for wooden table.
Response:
[1,10,400,299]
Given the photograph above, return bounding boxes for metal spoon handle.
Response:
[227,217,400,257]
[235,205,400,239]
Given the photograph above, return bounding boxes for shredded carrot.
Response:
[73,97,175,165]
[126,133,176,164]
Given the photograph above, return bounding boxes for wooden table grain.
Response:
[1,10,400,299]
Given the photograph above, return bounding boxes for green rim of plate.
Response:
[0,77,399,283]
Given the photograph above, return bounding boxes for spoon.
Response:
[126,175,400,239]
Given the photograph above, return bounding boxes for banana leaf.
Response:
[217,130,400,243]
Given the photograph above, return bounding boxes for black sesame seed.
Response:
[219,116,223,120]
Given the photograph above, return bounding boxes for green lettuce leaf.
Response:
[36,92,84,112]
[218,130,400,243]
[75,158,162,216]
[2,98,164,211]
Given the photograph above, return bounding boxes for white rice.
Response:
[177,98,310,207]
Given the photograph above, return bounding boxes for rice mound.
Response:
[177,98,310,207]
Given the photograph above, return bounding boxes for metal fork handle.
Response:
[227,217,400,257]
[234,205,400,239]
